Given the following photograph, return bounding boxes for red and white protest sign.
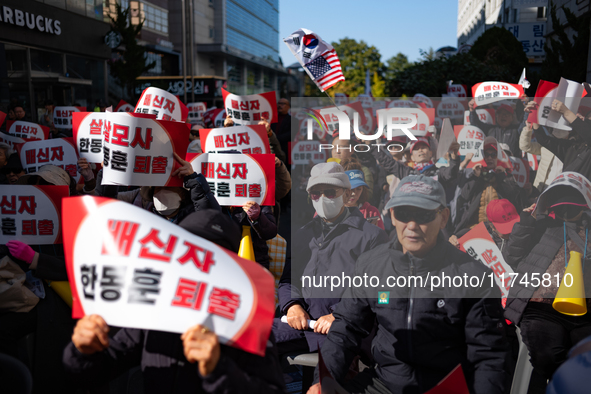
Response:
[291,141,327,165]
[525,152,539,171]
[203,108,227,129]
[466,137,512,171]
[73,112,106,163]
[222,89,277,125]
[0,110,6,127]
[0,131,25,150]
[53,106,86,129]
[375,108,435,138]
[114,100,134,113]
[454,125,485,156]
[387,99,419,108]
[18,138,80,182]
[356,94,374,108]
[527,80,558,127]
[320,102,366,136]
[187,153,275,206]
[298,117,327,142]
[459,222,514,299]
[6,121,50,140]
[0,185,69,245]
[447,83,468,98]
[101,112,189,187]
[135,87,189,122]
[464,109,495,125]
[199,125,270,154]
[187,102,207,124]
[509,156,530,188]
[534,172,591,217]
[412,94,434,108]
[62,197,275,356]
[334,93,349,106]
[472,82,524,106]
[437,98,466,120]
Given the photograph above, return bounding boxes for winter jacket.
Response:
[469,110,526,157]
[317,233,509,394]
[276,207,387,351]
[519,125,562,192]
[62,329,286,394]
[272,114,291,163]
[275,160,292,200]
[357,201,385,230]
[225,206,276,269]
[503,211,591,325]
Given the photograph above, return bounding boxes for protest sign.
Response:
[355,94,373,108]
[320,102,366,135]
[291,141,327,165]
[546,77,584,130]
[534,172,591,217]
[101,112,189,187]
[436,118,457,159]
[464,109,495,125]
[459,222,514,299]
[447,84,468,98]
[187,102,207,124]
[387,99,419,108]
[53,106,86,129]
[334,93,349,106]
[376,107,435,137]
[509,156,530,187]
[73,112,106,163]
[298,116,327,142]
[466,137,512,170]
[0,185,69,245]
[187,153,275,206]
[199,125,270,154]
[6,121,50,140]
[472,82,524,106]
[525,152,539,171]
[436,97,466,120]
[135,87,189,122]
[62,196,275,356]
[527,79,558,127]
[222,89,277,125]
[203,108,227,128]
[453,125,485,156]
[18,138,80,182]
[114,100,134,113]
[412,94,434,108]
[0,131,25,150]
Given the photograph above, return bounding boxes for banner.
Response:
[464,109,495,125]
[436,98,465,120]
[291,141,327,165]
[453,125,485,156]
[447,84,468,98]
[509,156,530,187]
[222,89,277,125]
[135,87,189,122]
[412,94,434,108]
[187,102,207,124]
[472,82,524,106]
[53,106,86,129]
[534,172,591,217]
[6,121,50,140]
[0,131,25,150]
[62,196,275,356]
[459,222,514,299]
[0,185,69,245]
[114,100,134,113]
[73,112,106,163]
[18,138,80,182]
[101,112,189,187]
[376,107,435,137]
[187,153,275,206]
[199,125,270,154]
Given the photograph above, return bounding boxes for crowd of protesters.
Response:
[1,88,591,394]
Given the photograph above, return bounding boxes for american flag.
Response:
[305,50,345,91]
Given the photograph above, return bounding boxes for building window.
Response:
[141,2,168,35]
[537,7,546,18]
[144,52,162,75]
[209,27,214,39]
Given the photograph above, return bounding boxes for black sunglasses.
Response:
[483,151,496,158]
[393,207,444,224]
[309,188,340,201]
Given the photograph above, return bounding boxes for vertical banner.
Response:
[186,153,275,206]
[62,196,275,356]
[6,121,50,140]
[101,112,190,186]
[199,125,270,154]
[222,89,278,125]
[53,106,86,129]
[187,102,207,124]
[72,112,106,163]
[458,222,514,299]
[471,82,524,106]
[18,138,80,182]
[0,185,69,245]
[135,87,189,122]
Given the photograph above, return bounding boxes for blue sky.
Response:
[278,0,459,66]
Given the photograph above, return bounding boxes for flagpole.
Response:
[325,92,341,111]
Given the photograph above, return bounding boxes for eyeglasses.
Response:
[483,151,497,159]
[393,207,444,224]
[309,188,340,201]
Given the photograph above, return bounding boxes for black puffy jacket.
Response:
[318,233,509,394]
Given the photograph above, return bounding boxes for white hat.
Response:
[306,162,351,191]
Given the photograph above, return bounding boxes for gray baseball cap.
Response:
[385,174,446,211]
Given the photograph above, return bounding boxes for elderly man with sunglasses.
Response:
[308,174,509,394]
[274,162,387,357]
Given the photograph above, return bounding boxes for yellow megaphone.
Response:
[553,251,587,316]
[238,225,256,262]
[45,280,73,308]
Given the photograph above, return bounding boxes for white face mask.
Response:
[153,189,182,216]
[312,195,345,220]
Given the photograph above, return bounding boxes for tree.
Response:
[384,53,412,96]
[109,3,155,98]
[371,72,386,97]
[541,2,590,83]
[419,47,437,62]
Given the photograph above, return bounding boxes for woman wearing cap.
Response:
[503,173,591,393]
[341,159,384,230]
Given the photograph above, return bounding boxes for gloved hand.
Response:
[243,201,260,221]
[7,241,36,264]
[77,158,94,182]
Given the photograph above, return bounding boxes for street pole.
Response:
[189,0,195,103]
[181,0,187,103]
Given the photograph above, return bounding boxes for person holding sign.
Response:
[275,162,387,356]
[309,175,508,394]
[63,210,286,394]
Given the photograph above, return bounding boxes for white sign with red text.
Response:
[472,82,524,106]
[437,98,465,120]
[376,108,434,137]
[222,89,277,126]
[53,106,85,129]
[62,196,275,356]
[509,156,530,188]
[187,102,207,124]
[291,141,327,165]
[464,109,495,125]
[7,121,50,140]
[0,131,25,150]
[454,125,485,156]
[72,112,106,163]
[135,87,189,122]
[199,125,270,154]
[0,186,69,245]
[18,138,80,182]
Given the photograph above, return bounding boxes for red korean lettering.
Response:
[232,163,247,179]
[143,94,152,106]
[202,162,215,178]
[248,184,261,198]
[18,196,36,215]
[231,100,239,109]
[130,127,153,150]
[213,135,225,148]
[240,101,248,111]
[491,261,506,278]
[177,241,216,273]
[38,220,54,236]
[163,99,176,114]
[151,156,168,174]
[25,149,36,165]
[90,119,103,135]
[111,124,130,147]
[237,132,250,146]
[171,278,207,310]
[252,113,261,121]
[138,229,178,262]
[216,163,231,179]
[153,96,164,108]
[50,146,64,161]
[0,196,16,214]
[103,120,112,143]
[225,134,237,147]
[482,249,497,265]
[207,287,240,320]
[37,148,50,163]
[65,164,77,177]
[133,156,151,173]
[249,100,260,110]
[236,184,247,197]
[22,220,36,235]
[262,111,269,120]
[484,86,491,92]
[101,220,140,256]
